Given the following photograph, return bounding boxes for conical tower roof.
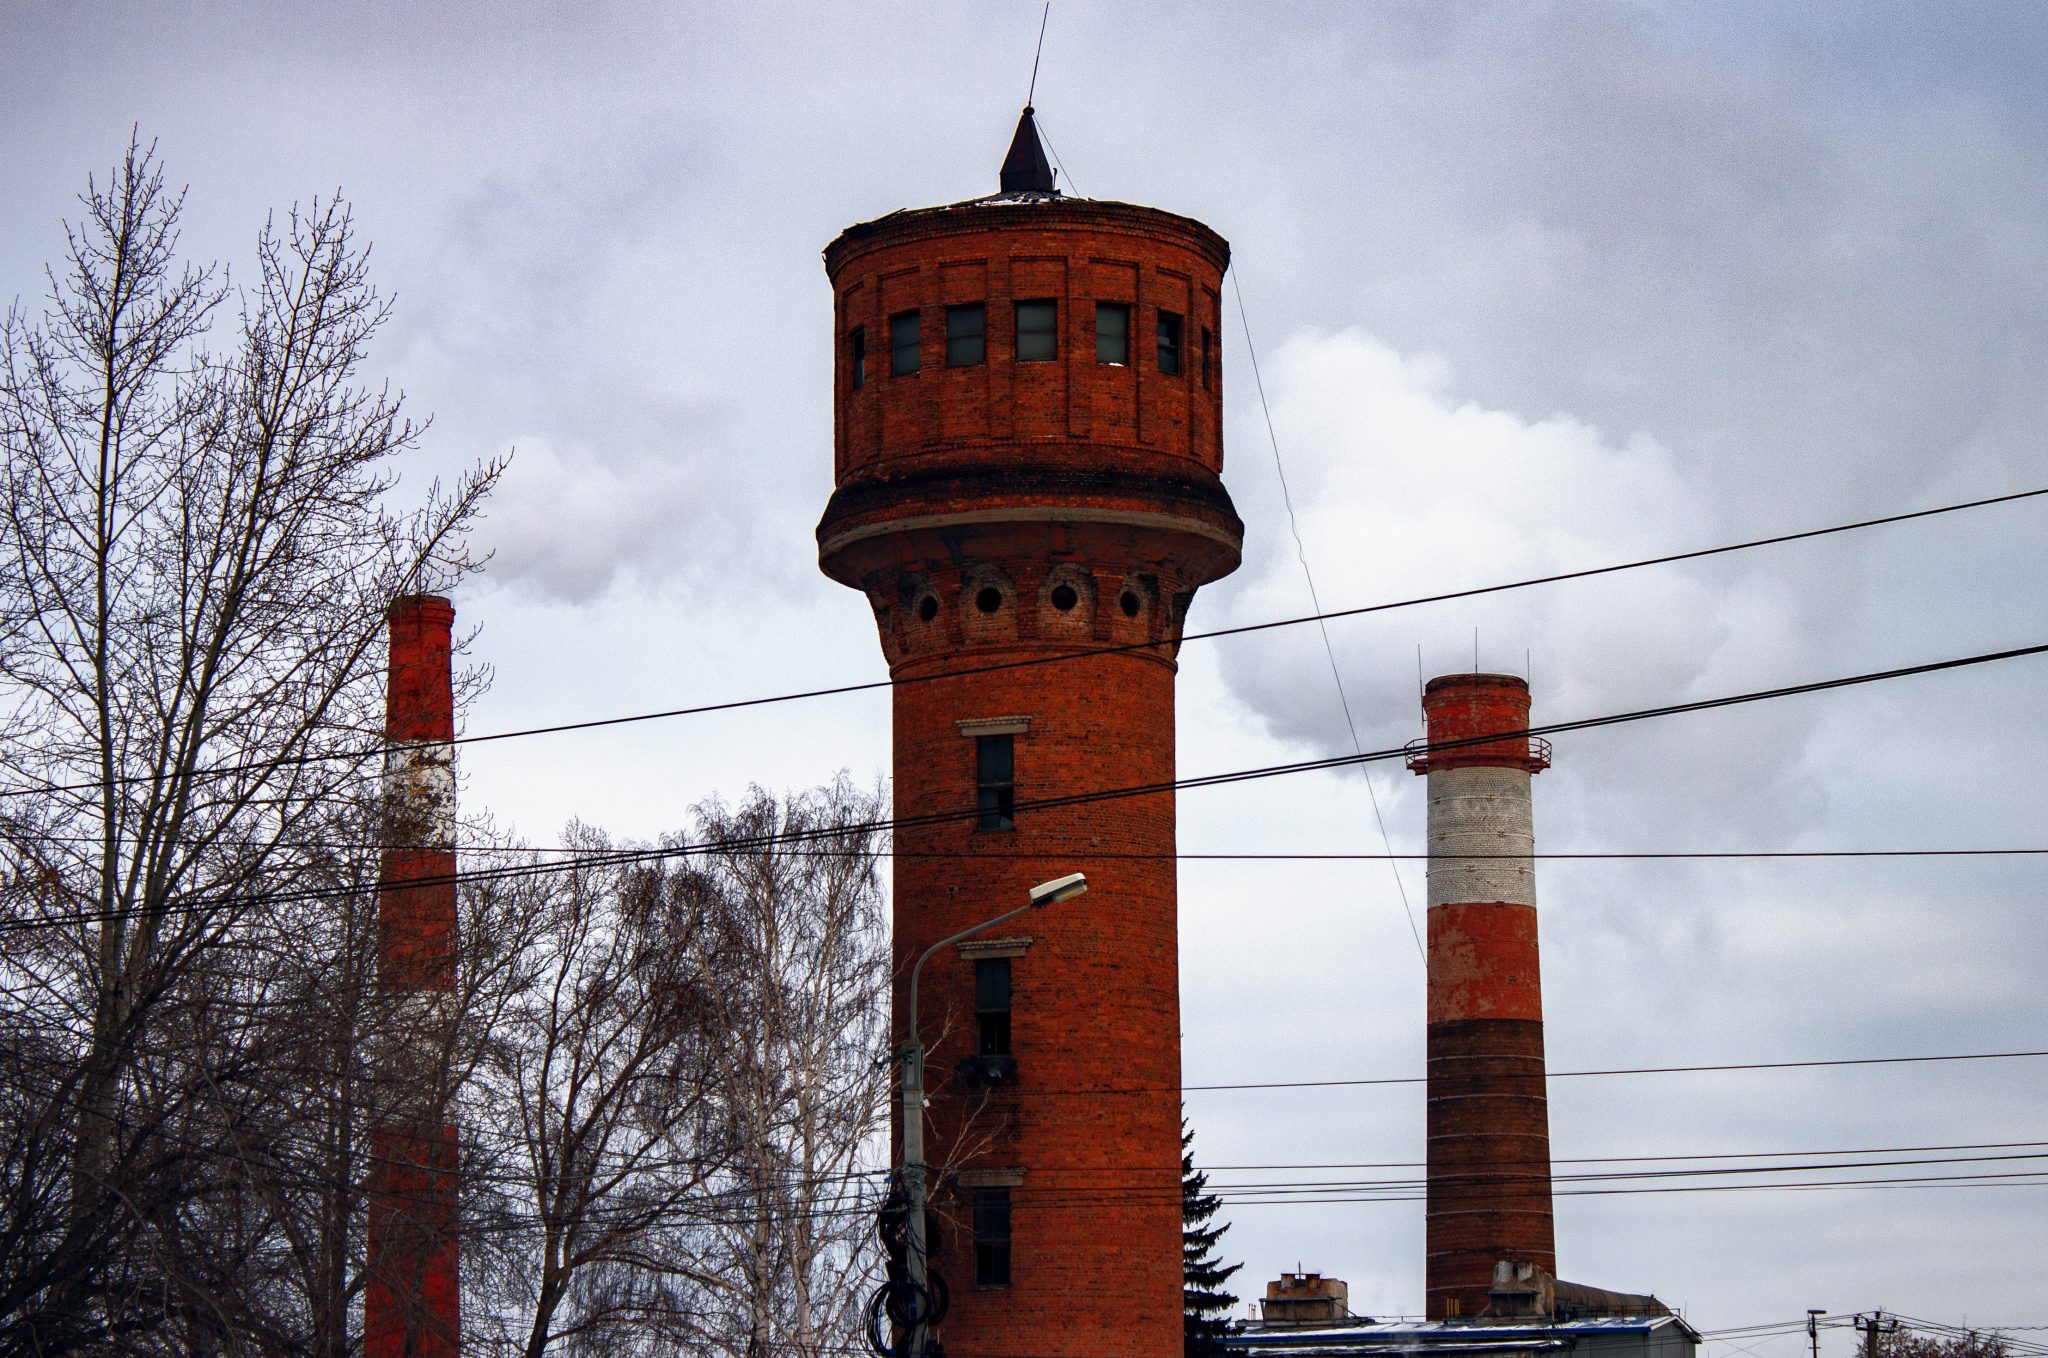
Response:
[999,105,1057,194]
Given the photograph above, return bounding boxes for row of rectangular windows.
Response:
[967,735,1016,1286]
[974,953,1012,1285]
[851,303,1214,387]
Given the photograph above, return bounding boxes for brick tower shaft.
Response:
[1409,673,1555,1320]
[819,120,1241,1358]
[367,595,460,1358]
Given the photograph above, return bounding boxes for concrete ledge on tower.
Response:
[816,461,1244,590]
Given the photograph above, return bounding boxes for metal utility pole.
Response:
[1859,1312,1898,1358]
[889,872,1088,1358]
[1810,1310,1827,1358]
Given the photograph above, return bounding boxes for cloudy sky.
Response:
[7,0,2047,1342]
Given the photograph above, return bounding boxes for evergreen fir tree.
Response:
[1184,1115,1243,1356]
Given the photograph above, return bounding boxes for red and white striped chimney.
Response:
[1407,673,1555,1320]
[367,594,461,1358]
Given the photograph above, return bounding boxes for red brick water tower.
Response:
[818,111,1241,1357]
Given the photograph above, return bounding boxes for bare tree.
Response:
[465,782,891,1358]
[465,825,733,1358]
[0,137,496,1357]
[678,780,891,1358]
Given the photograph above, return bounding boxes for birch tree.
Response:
[467,783,891,1358]
[680,781,891,1358]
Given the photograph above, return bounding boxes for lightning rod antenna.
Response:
[1028,3,1050,106]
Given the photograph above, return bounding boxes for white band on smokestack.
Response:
[384,741,456,850]
[1426,766,1536,909]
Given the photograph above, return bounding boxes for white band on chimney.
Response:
[1425,766,1536,909]
[384,741,456,849]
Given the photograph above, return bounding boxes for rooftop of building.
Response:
[822,104,1230,269]
[1235,1313,1703,1355]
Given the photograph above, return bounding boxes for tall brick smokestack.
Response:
[367,594,460,1358]
[1407,673,1555,1320]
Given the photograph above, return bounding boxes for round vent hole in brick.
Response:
[1119,590,1141,617]
[1050,584,1078,612]
[917,596,939,622]
[976,587,1003,614]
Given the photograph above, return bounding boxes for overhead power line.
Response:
[8,636,2047,934]
[1231,264,1425,960]
[9,820,2048,861]
[1193,1138,2048,1172]
[8,482,2047,802]
[1181,1046,2048,1095]
[422,483,2048,748]
[3,1021,2042,1234]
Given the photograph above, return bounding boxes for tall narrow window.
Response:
[1200,326,1215,388]
[975,734,1015,831]
[946,303,985,366]
[975,958,1012,1056]
[1157,310,1183,376]
[1096,302,1130,365]
[890,311,921,376]
[850,326,867,389]
[973,1188,1012,1286]
[1015,300,1057,362]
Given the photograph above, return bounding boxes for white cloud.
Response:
[1217,329,1822,778]
[470,436,706,602]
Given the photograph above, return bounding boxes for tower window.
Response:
[890,311,921,376]
[1096,302,1130,365]
[1200,327,1215,389]
[975,734,1015,831]
[973,1188,1012,1286]
[946,304,986,367]
[1016,300,1057,362]
[850,326,867,389]
[1157,311,1183,376]
[975,957,1012,1056]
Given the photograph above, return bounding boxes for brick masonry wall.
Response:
[820,197,1239,1358]
[827,199,1229,484]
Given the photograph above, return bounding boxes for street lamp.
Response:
[892,872,1088,1357]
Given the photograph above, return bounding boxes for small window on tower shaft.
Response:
[973,1188,1012,1287]
[1157,311,1183,376]
[890,311,921,376]
[976,957,1012,1056]
[1096,302,1131,365]
[850,326,866,389]
[1016,300,1057,362]
[975,734,1015,831]
[946,304,986,367]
